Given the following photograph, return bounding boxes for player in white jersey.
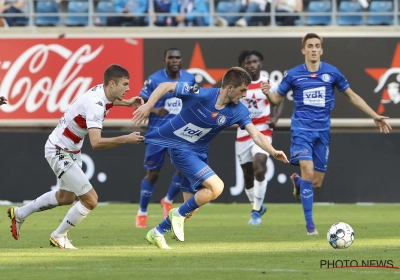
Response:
[236,50,283,225]
[7,64,145,249]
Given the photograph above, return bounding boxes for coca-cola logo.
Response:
[1,44,102,114]
[0,39,143,119]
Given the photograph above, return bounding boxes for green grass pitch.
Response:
[0,203,399,280]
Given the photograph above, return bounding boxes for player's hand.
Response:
[266,117,278,129]
[126,131,145,144]
[260,79,272,96]
[0,96,7,106]
[132,104,152,125]
[152,107,169,116]
[273,150,289,163]
[373,115,392,134]
[127,96,144,108]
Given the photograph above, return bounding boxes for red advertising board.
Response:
[0,38,143,119]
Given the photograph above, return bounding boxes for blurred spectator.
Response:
[153,0,174,26]
[216,0,267,27]
[0,0,29,26]
[274,0,303,26]
[106,0,148,26]
[170,0,210,26]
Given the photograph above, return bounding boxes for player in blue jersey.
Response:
[136,48,196,228]
[132,67,289,249]
[262,33,392,235]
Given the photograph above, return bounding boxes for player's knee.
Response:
[145,170,160,184]
[80,191,98,210]
[56,191,76,205]
[211,179,224,199]
[313,182,322,189]
[254,170,265,182]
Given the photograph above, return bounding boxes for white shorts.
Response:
[235,136,272,165]
[45,140,92,196]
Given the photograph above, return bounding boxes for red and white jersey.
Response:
[236,77,278,142]
[48,84,113,153]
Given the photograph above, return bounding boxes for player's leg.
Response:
[298,159,318,235]
[136,144,166,228]
[50,162,97,249]
[161,168,182,219]
[248,152,268,225]
[8,144,77,240]
[290,131,319,235]
[236,140,255,205]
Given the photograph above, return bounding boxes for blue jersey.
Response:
[278,62,349,131]
[139,69,195,133]
[145,85,252,152]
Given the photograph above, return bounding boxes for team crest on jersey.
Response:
[216,115,227,125]
[190,85,200,94]
[211,112,218,118]
[322,74,331,82]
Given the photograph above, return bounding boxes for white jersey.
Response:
[236,78,278,142]
[48,84,113,153]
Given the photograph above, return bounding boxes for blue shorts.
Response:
[290,130,330,173]
[170,148,214,194]
[143,144,171,170]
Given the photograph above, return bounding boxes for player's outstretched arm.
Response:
[343,88,392,134]
[88,128,145,150]
[114,96,144,107]
[261,81,284,107]
[132,82,177,125]
[245,123,289,163]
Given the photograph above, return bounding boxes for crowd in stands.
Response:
[0,0,398,27]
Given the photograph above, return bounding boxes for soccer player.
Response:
[262,33,392,235]
[7,64,145,249]
[132,67,289,249]
[136,48,196,228]
[237,50,283,225]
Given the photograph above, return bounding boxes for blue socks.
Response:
[300,179,314,228]
[156,216,172,235]
[178,196,199,217]
[139,179,154,212]
[166,173,181,201]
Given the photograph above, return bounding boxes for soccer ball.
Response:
[327,222,355,249]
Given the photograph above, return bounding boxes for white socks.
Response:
[245,188,254,204]
[253,179,267,211]
[17,190,59,220]
[53,201,91,237]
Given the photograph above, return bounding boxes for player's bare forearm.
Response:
[89,129,144,149]
[146,82,177,108]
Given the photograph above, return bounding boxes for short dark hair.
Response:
[302,33,323,48]
[221,67,251,89]
[238,50,264,66]
[164,48,180,58]
[103,64,130,86]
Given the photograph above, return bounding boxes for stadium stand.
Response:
[96,0,114,26]
[35,0,60,26]
[306,0,332,26]
[337,0,364,26]
[367,0,394,25]
[65,0,89,26]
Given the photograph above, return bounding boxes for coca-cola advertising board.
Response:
[0,38,143,120]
